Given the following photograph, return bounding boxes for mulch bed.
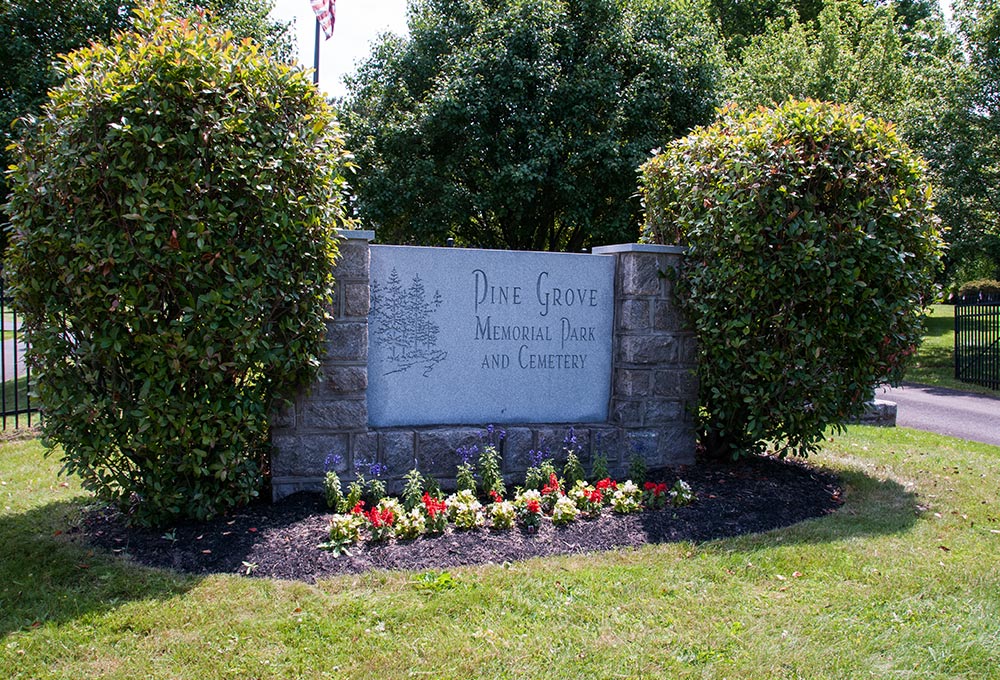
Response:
[78,455,843,583]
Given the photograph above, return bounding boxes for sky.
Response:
[269,0,410,99]
[269,0,956,100]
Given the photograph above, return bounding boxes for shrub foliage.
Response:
[957,279,1000,299]
[4,5,352,525]
[641,99,943,459]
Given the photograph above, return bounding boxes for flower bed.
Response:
[319,426,695,556]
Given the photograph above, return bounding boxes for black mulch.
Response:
[77,456,843,583]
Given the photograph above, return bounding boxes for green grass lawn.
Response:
[907,304,998,395]
[2,428,999,678]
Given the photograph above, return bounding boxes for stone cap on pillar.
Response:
[336,229,376,242]
[592,243,685,255]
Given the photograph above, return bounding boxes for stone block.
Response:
[300,399,367,431]
[272,476,324,501]
[325,322,368,361]
[624,430,660,469]
[652,369,698,403]
[270,401,296,430]
[269,434,300,477]
[847,400,897,427]
[295,433,350,477]
[589,428,623,476]
[678,334,699,366]
[653,427,697,467]
[619,298,650,332]
[642,399,685,427]
[653,299,683,332]
[351,432,380,470]
[535,426,591,465]
[381,430,417,476]
[333,241,370,280]
[619,253,662,296]
[319,364,368,395]
[615,368,651,398]
[618,334,678,365]
[503,427,535,475]
[415,428,481,478]
[343,281,370,318]
[611,399,641,427]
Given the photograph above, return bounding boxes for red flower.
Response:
[367,506,395,528]
[422,492,446,518]
[644,482,669,496]
[489,490,504,503]
[526,498,542,514]
[596,478,617,492]
[350,501,366,515]
[587,488,603,504]
[541,473,562,496]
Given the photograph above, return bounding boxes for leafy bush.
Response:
[488,500,516,530]
[3,4,352,525]
[641,99,943,459]
[957,279,1000,299]
[401,468,426,511]
[551,495,579,526]
[477,444,506,500]
[445,489,485,530]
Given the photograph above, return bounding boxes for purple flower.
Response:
[563,427,577,449]
[324,453,343,472]
[481,424,507,447]
[528,446,550,467]
[354,458,386,478]
[457,444,479,464]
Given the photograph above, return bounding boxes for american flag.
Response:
[311,0,336,40]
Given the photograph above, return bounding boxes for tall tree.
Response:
[342,0,724,251]
[727,0,909,116]
[707,0,824,57]
[0,0,293,236]
[945,0,1000,280]
[725,0,1000,284]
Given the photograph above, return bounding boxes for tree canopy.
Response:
[0,0,293,232]
[4,3,349,525]
[725,0,1000,285]
[342,0,724,251]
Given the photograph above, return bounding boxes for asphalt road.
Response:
[877,383,1000,448]
[1,317,27,380]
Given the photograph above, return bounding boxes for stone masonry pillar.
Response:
[592,243,697,468]
[270,230,374,499]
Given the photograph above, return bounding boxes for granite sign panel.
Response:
[367,245,615,426]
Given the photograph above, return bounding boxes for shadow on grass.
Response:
[922,310,954,338]
[0,498,199,637]
[638,463,919,549]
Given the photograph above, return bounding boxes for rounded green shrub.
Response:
[957,279,1000,299]
[640,99,943,459]
[3,4,352,525]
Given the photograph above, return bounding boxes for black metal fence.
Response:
[955,293,1000,391]
[0,280,36,430]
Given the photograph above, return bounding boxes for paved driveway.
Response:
[877,383,1000,448]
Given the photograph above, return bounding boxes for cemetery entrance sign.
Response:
[368,246,615,426]
[269,231,698,500]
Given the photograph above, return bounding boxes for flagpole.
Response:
[313,18,320,85]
